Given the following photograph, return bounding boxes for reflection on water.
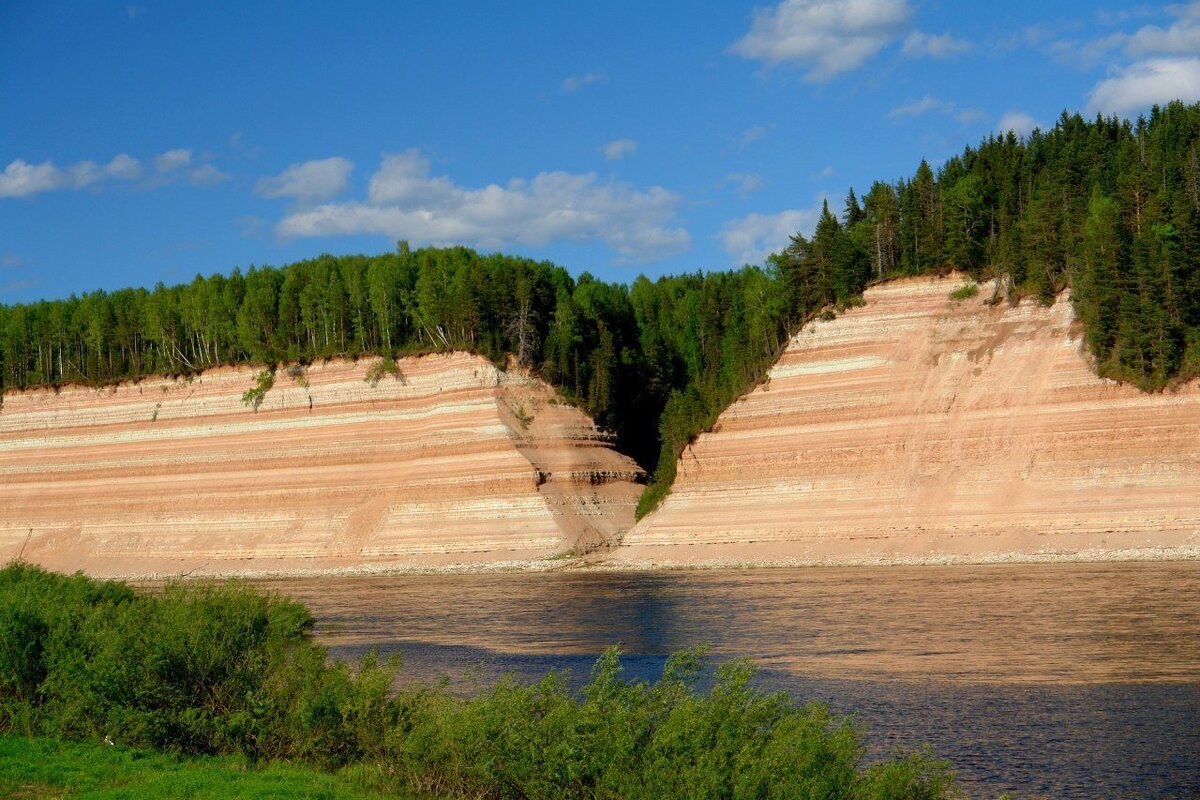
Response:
[264,562,1200,800]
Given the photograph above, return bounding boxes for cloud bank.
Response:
[562,72,607,93]
[274,150,691,262]
[720,206,821,265]
[728,0,968,81]
[0,148,228,199]
[1081,5,1200,115]
[601,139,638,160]
[256,157,353,202]
[1087,57,1200,115]
[997,111,1040,136]
[730,0,913,81]
[0,154,144,198]
[900,31,972,59]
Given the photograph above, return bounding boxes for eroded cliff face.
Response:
[617,275,1200,566]
[0,352,642,578]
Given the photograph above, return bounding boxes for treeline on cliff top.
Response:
[0,563,957,799]
[3,102,1200,507]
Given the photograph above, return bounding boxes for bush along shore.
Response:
[0,563,972,799]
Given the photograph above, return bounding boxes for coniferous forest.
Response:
[3,103,1200,513]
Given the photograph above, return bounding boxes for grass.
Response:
[0,737,411,799]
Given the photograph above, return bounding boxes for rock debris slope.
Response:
[0,352,642,578]
[617,275,1200,566]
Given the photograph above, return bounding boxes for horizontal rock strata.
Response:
[617,276,1200,566]
[0,352,642,577]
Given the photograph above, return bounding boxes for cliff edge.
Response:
[0,352,642,578]
[615,275,1200,567]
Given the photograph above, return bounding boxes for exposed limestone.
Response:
[0,352,642,579]
[616,275,1200,567]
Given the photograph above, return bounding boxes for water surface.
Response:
[266,562,1200,799]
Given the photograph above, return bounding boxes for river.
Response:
[264,561,1200,799]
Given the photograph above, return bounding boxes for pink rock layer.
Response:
[0,352,642,578]
[616,276,1200,567]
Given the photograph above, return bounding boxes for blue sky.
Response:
[4,1,1200,303]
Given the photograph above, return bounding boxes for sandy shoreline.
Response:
[79,544,1200,582]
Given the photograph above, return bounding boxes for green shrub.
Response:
[0,564,963,799]
[949,283,979,301]
[364,357,399,387]
[0,563,394,764]
[241,367,276,411]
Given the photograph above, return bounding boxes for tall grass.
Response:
[0,563,958,799]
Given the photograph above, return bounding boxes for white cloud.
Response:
[105,153,144,181]
[887,96,985,125]
[601,139,638,160]
[238,216,267,237]
[155,148,192,173]
[0,278,35,296]
[720,206,821,265]
[738,124,771,151]
[0,150,225,199]
[67,154,145,188]
[955,108,989,125]
[276,150,691,263]
[901,30,972,58]
[1117,3,1200,56]
[720,172,765,195]
[67,162,104,188]
[729,0,913,82]
[1086,57,1200,114]
[888,95,951,119]
[1096,7,1158,27]
[997,111,1039,136]
[812,165,836,180]
[1065,5,1200,114]
[1123,22,1200,55]
[0,253,20,269]
[189,164,231,186]
[0,160,66,198]
[1065,4,1200,68]
[229,130,262,159]
[562,72,607,93]
[256,157,353,201]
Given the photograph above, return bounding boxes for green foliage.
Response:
[0,564,962,800]
[0,563,395,765]
[0,737,404,799]
[949,283,980,301]
[241,367,276,412]
[512,402,534,429]
[364,357,400,387]
[287,364,310,389]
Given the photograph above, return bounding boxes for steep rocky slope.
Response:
[616,275,1200,567]
[0,352,642,578]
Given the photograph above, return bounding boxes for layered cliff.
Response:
[617,275,1200,567]
[0,352,642,578]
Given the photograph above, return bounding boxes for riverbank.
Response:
[76,542,1200,582]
